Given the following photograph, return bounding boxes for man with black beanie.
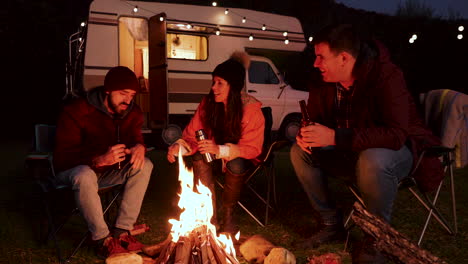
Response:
[54,66,153,258]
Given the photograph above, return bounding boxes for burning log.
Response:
[150,147,240,264]
[143,237,172,257]
[175,236,192,264]
[157,240,177,264]
[351,202,447,264]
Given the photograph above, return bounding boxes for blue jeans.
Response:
[56,158,153,240]
[290,144,412,223]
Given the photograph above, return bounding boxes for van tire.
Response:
[279,114,301,142]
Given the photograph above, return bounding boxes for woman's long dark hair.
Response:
[201,85,243,144]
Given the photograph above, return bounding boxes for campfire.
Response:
[148,150,240,264]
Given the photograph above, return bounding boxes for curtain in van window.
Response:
[121,17,148,41]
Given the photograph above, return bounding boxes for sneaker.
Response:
[119,234,145,252]
[96,237,129,258]
[299,224,346,249]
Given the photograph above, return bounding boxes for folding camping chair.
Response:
[344,112,458,247]
[216,107,289,226]
[25,124,124,263]
[344,145,456,246]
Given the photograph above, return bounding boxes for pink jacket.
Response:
[182,93,265,160]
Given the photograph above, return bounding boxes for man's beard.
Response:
[107,96,129,116]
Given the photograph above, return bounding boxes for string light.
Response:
[122,1,296,45]
[459,26,464,32]
[80,22,86,27]
[308,36,313,42]
[457,34,463,40]
[409,38,415,44]
[412,34,418,40]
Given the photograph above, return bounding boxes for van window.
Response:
[248,61,279,84]
[167,33,208,60]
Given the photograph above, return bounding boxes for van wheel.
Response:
[279,115,301,142]
[162,124,183,145]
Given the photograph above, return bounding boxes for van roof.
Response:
[89,0,304,38]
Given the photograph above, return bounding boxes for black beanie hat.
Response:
[212,52,250,92]
[104,66,140,92]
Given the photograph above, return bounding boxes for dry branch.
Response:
[351,202,447,264]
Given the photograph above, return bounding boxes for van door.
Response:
[246,58,285,130]
[148,13,168,129]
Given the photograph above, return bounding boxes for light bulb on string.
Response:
[212,2,217,7]
[216,30,220,36]
[80,22,86,27]
[133,6,138,13]
[159,16,164,22]
[224,9,229,15]
[283,31,288,37]
[249,34,253,41]
[308,36,313,42]
[457,34,463,40]
[459,26,464,32]
[242,17,246,23]
[412,34,417,40]
[284,38,289,45]
[187,24,192,29]
[262,24,266,31]
[409,38,415,44]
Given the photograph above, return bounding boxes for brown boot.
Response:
[221,169,246,236]
[192,157,217,227]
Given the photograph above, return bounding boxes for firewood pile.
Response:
[142,226,239,264]
[351,202,447,264]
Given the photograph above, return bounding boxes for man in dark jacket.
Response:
[54,66,153,257]
[290,24,441,263]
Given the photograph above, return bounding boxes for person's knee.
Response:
[70,165,98,189]
[141,157,153,178]
[226,158,250,175]
[290,143,302,160]
[357,149,390,174]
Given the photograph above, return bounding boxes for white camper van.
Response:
[81,0,309,144]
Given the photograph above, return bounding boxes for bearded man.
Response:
[54,66,153,258]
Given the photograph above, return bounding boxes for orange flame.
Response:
[168,148,238,261]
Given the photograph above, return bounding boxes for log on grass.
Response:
[351,202,447,264]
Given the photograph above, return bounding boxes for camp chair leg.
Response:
[216,180,266,227]
[43,197,64,263]
[65,188,123,262]
[448,153,457,234]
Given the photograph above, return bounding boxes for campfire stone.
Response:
[105,252,143,264]
[264,248,296,264]
[239,235,275,263]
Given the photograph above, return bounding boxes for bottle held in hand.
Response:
[299,100,314,151]
[299,100,314,127]
[195,129,215,163]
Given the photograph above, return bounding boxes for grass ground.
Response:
[0,138,466,264]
